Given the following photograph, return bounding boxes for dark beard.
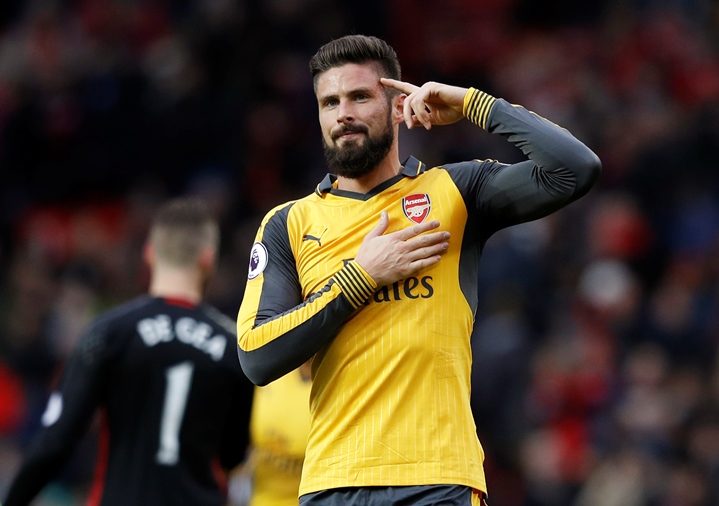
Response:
[323,121,394,179]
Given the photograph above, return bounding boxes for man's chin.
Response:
[324,123,394,178]
[335,137,364,150]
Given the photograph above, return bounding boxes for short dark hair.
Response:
[309,35,401,90]
[149,197,219,267]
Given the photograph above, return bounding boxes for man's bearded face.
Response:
[323,107,394,180]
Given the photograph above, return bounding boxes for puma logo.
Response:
[302,228,327,247]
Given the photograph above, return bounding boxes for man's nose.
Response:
[337,100,354,123]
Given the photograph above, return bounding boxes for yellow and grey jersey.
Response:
[236,89,601,495]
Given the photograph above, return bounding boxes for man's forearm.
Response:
[238,261,375,385]
[485,95,601,199]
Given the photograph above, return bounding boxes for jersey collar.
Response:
[160,296,197,309]
[315,156,426,196]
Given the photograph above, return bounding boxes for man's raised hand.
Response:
[381,78,468,130]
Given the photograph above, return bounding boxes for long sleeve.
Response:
[236,89,601,389]
[449,88,602,238]
[236,203,376,386]
[4,322,110,506]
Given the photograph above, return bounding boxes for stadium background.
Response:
[1,0,719,505]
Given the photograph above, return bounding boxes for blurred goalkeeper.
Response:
[4,197,254,506]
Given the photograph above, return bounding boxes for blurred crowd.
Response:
[1,0,719,505]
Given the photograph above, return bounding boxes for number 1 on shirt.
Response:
[156,361,195,465]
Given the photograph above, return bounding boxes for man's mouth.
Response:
[333,127,367,141]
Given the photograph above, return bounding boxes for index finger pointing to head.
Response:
[380,78,419,95]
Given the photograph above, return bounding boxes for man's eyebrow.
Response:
[349,86,377,96]
[318,92,338,102]
[319,86,377,102]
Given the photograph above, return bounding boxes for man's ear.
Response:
[392,93,406,125]
[143,242,155,269]
[198,246,217,274]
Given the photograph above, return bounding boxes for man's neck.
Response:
[335,156,403,194]
[148,267,203,304]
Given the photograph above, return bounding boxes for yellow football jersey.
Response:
[239,159,488,494]
[299,166,485,493]
[249,368,311,506]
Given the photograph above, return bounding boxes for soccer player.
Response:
[236,35,601,505]
[4,197,254,506]
[246,361,311,506]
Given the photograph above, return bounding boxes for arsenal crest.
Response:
[402,193,431,224]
